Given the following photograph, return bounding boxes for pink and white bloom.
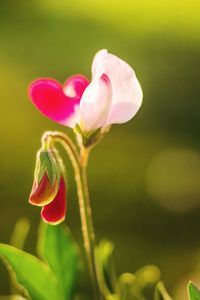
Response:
[29,49,143,132]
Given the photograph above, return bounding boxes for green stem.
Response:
[42,131,101,300]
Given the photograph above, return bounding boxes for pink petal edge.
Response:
[29,76,89,128]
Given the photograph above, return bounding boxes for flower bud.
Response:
[41,176,67,225]
[29,148,60,206]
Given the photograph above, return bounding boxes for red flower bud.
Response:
[29,172,59,206]
[29,147,67,224]
[29,148,60,206]
[41,176,67,225]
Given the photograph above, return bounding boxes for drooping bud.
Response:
[29,148,60,206]
[41,176,67,225]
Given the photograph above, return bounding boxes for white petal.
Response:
[92,49,108,78]
[91,50,143,125]
[106,75,143,124]
[80,75,112,131]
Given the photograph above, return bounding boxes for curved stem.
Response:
[41,131,101,300]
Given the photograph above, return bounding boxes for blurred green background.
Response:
[1,0,200,298]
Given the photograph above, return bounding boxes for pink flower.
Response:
[29,49,143,132]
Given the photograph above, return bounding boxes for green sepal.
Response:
[34,148,61,185]
[52,148,67,183]
[188,281,200,300]
[74,124,111,148]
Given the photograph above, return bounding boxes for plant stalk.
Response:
[42,131,101,300]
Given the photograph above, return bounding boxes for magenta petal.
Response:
[63,74,90,100]
[29,78,80,126]
[41,177,66,225]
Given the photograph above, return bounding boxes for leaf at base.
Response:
[0,244,64,300]
[188,281,200,300]
[37,223,81,300]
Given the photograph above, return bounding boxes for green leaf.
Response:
[0,244,64,300]
[188,282,200,300]
[38,223,81,300]
[154,281,172,300]
[95,240,118,300]
[9,218,30,295]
